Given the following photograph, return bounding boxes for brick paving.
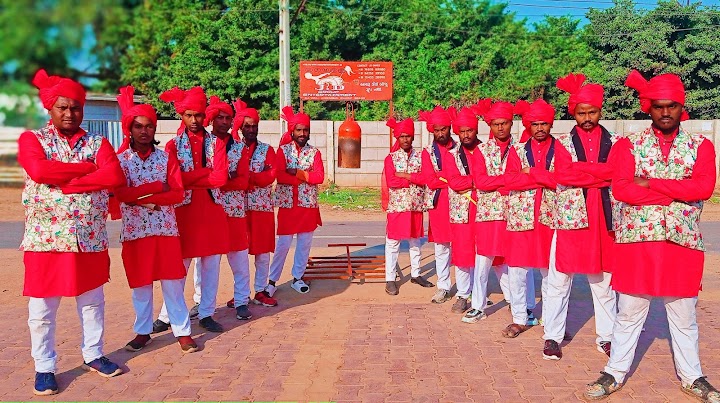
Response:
[0,242,718,402]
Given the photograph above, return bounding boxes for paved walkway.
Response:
[1,241,718,401]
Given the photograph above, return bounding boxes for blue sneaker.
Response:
[527,310,539,326]
[81,356,123,378]
[33,372,58,395]
[235,305,252,320]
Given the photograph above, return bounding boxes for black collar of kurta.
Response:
[524,136,555,170]
[570,124,614,231]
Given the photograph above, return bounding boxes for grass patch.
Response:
[319,184,381,211]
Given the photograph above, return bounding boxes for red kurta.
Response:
[410,142,455,243]
[446,145,480,268]
[165,132,230,259]
[503,138,556,268]
[19,129,124,297]
[610,130,716,297]
[554,126,615,274]
[246,142,276,254]
[473,138,512,258]
[115,150,187,288]
[384,152,424,240]
[275,144,324,235]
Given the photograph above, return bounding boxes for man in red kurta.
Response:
[541,74,617,361]
[113,85,197,354]
[416,106,455,303]
[230,100,278,307]
[383,118,431,295]
[267,107,324,296]
[584,72,719,402]
[501,99,557,338]
[153,86,230,334]
[20,70,125,395]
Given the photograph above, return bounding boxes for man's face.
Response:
[574,103,601,132]
[530,121,551,142]
[458,126,479,149]
[432,124,450,146]
[490,119,512,142]
[241,117,259,142]
[398,134,413,152]
[129,116,156,147]
[50,96,83,134]
[649,99,683,133]
[292,123,310,147]
[181,109,205,134]
[212,111,233,135]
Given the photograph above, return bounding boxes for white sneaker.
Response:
[291,279,310,294]
[266,284,277,297]
[461,309,487,323]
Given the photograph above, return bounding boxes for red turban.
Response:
[231,99,261,141]
[418,106,452,132]
[159,86,207,134]
[32,69,86,110]
[448,106,479,134]
[203,95,234,127]
[279,106,311,146]
[387,118,415,152]
[625,70,689,120]
[556,73,604,114]
[515,99,555,142]
[116,85,158,153]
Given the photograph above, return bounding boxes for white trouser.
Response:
[28,285,105,373]
[160,255,221,321]
[604,293,703,385]
[227,250,251,306]
[493,263,511,303]
[471,255,494,310]
[385,237,422,281]
[132,279,191,337]
[508,266,544,325]
[270,232,315,282]
[434,242,452,292]
[455,266,474,299]
[542,267,616,344]
[253,252,271,293]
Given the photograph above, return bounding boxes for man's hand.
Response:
[634,177,650,188]
[229,171,239,179]
[161,182,171,192]
[286,168,297,175]
[521,167,531,174]
[395,172,411,179]
[262,164,272,172]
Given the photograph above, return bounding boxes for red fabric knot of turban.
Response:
[279,106,311,147]
[514,99,555,142]
[556,73,604,114]
[116,85,158,153]
[231,99,261,141]
[418,105,452,133]
[448,106,479,134]
[625,70,689,121]
[32,69,86,110]
[387,118,415,152]
[203,95,234,127]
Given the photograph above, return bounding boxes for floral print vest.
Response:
[506,138,557,232]
[21,124,109,252]
[273,143,319,209]
[387,148,426,213]
[174,131,217,207]
[422,142,452,210]
[210,139,246,218]
[247,141,273,212]
[615,127,706,251]
[476,138,512,222]
[118,149,179,242]
[447,146,473,224]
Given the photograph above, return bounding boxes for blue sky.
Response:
[503,0,720,25]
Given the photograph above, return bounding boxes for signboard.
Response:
[299,61,393,101]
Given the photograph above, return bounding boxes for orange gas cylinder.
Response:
[337,103,361,168]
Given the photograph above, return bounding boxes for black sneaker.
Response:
[189,303,199,319]
[236,305,252,320]
[33,372,58,396]
[385,281,399,295]
[410,276,434,288]
[199,316,224,333]
[152,319,170,334]
[542,340,562,360]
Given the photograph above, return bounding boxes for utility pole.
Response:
[279,0,291,132]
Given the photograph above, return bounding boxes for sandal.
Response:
[583,371,622,401]
[501,323,532,338]
[681,376,720,403]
